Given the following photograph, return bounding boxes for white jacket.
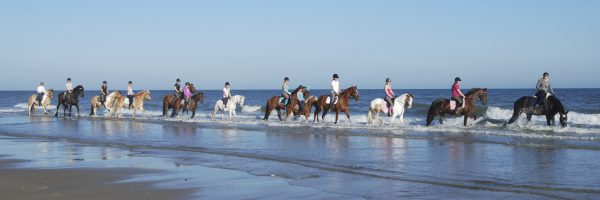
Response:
[37,85,46,94]
[331,80,340,94]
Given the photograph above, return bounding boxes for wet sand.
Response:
[0,158,194,200]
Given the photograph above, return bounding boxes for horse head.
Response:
[405,93,414,109]
[466,88,487,105]
[343,85,359,101]
[143,89,152,100]
[47,89,55,98]
[235,95,245,108]
[75,85,85,97]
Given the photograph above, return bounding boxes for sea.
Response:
[1,88,600,199]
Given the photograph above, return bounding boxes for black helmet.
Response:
[40,82,44,85]
[299,85,304,89]
[128,81,133,84]
[67,78,71,81]
[185,82,190,86]
[543,72,549,77]
[455,77,462,82]
[176,78,180,82]
[103,81,107,84]
[386,78,391,83]
[284,77,289,81]
[225,82,230,86]
[333,74,339,79]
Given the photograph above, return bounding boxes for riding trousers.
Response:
[451,96,464,107]
[127,95,134,108]
[384,96,394,107]
[222,97,230,107]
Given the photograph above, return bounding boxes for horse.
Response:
[313,86,359,124]
[55,85,85,117]
[28,89,54,115]
[506,95,568,127]
[112,89,152,118]
[263,86,310,121]
[90,91,121,116]
[302,95,319,120]
[367,93,414,125]
[212,95,245,120]
[426,88,488,126]
[162,85,200,117]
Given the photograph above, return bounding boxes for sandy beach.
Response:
[0,158,194,200]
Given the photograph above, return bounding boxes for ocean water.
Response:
[1,88,600,199]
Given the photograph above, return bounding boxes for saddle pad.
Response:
[449,100,456,110]
[326,97,337,104]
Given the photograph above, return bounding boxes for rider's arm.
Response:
[536,79,543,91]
[548,83,555,95]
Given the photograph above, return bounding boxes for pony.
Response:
[212,95,245,120]
[89,91,122,116]
[55,85,85,117]
[162,85,202,118]
[313,86,359,124]
[263,86,310,121]
[426,88,488,126]
[28,89,54,115]
[506,95,568,127]
[112,89,152,118]
[367,93,414,125]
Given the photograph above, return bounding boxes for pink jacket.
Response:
[184,86,192,98]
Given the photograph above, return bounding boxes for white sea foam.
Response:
[241,105,262,113]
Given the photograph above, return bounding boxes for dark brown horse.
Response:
[55,85,85,117]
[162,85,203,118]
[506,95,568,127]
[426,88,488,126]
[313,86,359,124]
[263,86,309,121]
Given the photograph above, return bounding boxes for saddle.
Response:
[449,99,463,114]
[278,95,290,106]
[325,96,338,105]
[531,95,549,115]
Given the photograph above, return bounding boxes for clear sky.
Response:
[1,0,599,90]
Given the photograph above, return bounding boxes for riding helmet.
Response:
[225,82,230,86]
[455,77,461,82]
[67,78,71,81]
[543,72,549,77]
[299,85,304,89]
[176,78,180,82]
[333,74,339,79]
[40,82,44,85]
[103,81,107,84]
[128,81,133,84]
[284,77,289,81]
[185,82,190,86]
[386,78,391,83]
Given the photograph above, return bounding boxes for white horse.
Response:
[90,91,121,116]
[367,93,413,125]
[212,95,245,120]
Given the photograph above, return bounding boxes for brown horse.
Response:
[263,86,310,121]
[313,86,359,124]
[426,88,488,126]
[112,89,152,118]
[302,95,319,120]
[162,85,203,118]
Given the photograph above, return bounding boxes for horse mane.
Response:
[340,86,356,95]
[548,96,567,113]
[291,86,302,95]
[465,88,485,96]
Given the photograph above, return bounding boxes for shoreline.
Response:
[0,158,194,200]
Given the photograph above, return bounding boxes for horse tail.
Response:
[263,100,271,120]
[426,101,438,126]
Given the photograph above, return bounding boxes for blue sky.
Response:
[1,0,599,90]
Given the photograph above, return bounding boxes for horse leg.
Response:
[334,110,340,124]
[76,104,81,116]
[322,108,329,122]
[463,115,469,126]
[55,103,60,117]
[68,104,72,117]
[426,113,435,126]
[526,113,533,123]
[546,115,554,126]
[439,114,445,125]
[507,109,522,124]
[276,108,282,121]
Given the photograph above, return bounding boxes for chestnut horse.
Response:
[313,86,359,124]
[426,88,488,126]
[263,86,310,121]
[162,85,204,118]
[28,89,54,115]
[55,85,84,117]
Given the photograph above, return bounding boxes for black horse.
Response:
[55,85,85,117]
[506,95,568,127]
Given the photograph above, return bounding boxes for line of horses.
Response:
[27,85,569,127]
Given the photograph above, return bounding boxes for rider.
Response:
[384,78,396,116]
[282,77,291,105]
[127,81,134,109]
[36,82,46,105]
[100,81,108,106]
[174,78,182,99]
[330,74,340,105]
[183,82,192,110]
[297,85,306,112]
[65,78,73,100]
[452,77,465,110]
[535,72,555,108]
[222,82,231,110]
